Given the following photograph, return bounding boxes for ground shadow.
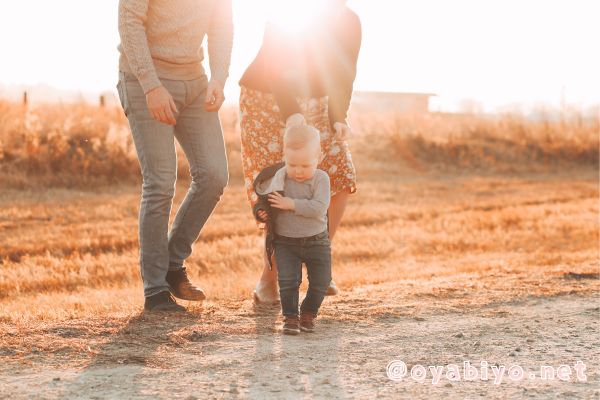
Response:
[57,309,199,398]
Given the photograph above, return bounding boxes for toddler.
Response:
[253,125,332,334]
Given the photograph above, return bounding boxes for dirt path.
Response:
[2,289,598,399]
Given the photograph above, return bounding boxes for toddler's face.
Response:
[284,146,319,182]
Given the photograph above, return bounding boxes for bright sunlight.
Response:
[265,0,332,34]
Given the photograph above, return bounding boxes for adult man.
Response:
[116,0,233,311]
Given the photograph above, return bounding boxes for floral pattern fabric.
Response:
[239,85,357,222]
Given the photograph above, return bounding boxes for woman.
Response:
[239,0,362,303]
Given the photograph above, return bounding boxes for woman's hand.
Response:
[286,113,306,128]
[333,121,352,142]
[146,86,178,125]
[268,192,295,211]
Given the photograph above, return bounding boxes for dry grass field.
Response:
[0,100,598,398]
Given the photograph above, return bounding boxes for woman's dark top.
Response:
[239,7,362,127]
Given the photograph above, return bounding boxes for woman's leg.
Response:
[323,188,351,295]
[253,239,281,304]
[328,188,351,241]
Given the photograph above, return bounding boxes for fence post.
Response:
[23,91,28,107]
[99,95,105,108]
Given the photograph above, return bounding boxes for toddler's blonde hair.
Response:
[283,125,321,156]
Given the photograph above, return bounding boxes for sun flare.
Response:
[265,0,330,34]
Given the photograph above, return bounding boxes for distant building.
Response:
[351,91,436,114]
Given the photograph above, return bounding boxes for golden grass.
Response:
[353,110,599,174]
[0,172,597,322]
[1,100,598,188]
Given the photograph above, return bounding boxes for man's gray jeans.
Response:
[116,71,228,297]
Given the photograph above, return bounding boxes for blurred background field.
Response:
[0,100,598,188]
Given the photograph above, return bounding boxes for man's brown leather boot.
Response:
[166,267,206,301]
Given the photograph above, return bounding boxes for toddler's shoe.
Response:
[283,315,301,335]
[299,311,317,332]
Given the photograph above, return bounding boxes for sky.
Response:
[0,0,599,113]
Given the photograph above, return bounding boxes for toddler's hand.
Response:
[268,192,295,211]
[286,113,306,128]
[257,209,269,222]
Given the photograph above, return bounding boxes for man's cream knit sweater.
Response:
[118,0,233,94]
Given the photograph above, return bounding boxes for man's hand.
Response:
[286,113,306,128]
[268,192,295,211]
[333,121,352,142]
[146,86,178,125]
[205,79,225,112]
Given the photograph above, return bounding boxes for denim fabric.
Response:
[116,71,229,297]
[274,230,332,316]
